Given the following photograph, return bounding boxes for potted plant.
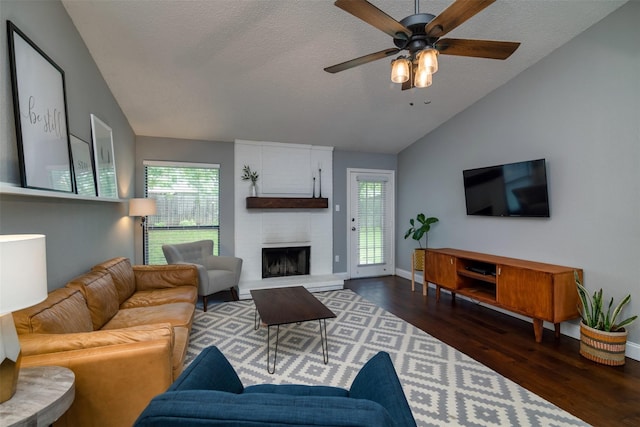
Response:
[404,213,438,290]
[241,165,259,197]
[575,271,637,366]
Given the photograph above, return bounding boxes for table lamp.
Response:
[129,198,157,264]
[0,234,48,403]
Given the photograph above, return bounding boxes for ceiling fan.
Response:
[324,0,520,90]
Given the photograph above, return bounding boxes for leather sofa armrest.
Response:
[20,327,175,427]
[133,264,199,291]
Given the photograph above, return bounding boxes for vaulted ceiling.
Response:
[62,1,626,154]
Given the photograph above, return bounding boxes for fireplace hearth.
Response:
[262,246,310,279]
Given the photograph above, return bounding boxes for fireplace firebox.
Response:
[262,246,310,279]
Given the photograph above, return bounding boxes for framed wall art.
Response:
[70,134,97,196]
[90,114,118,198]
[7,21,74,193]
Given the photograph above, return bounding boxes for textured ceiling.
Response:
[62,0,626,154]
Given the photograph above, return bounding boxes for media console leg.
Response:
[436,285,441,302]
[533,319,543,343]
[554,323,561,339]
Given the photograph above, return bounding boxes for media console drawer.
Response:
[424,248,582,342]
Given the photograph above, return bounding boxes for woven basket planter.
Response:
[413,248,426,271]
[579,322,628,366]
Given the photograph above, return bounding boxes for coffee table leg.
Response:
[267,324,280,374]
[254,307,260,330]
[319,319,329,364]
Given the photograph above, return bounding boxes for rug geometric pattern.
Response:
[187,289,589,427]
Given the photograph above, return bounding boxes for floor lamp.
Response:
[129,198,157,265]
[0,234,48,403]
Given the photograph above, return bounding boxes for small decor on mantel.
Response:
[241,165,259,197]
[575,271,637,366]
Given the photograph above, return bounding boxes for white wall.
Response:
[1,0,135,289]
[397,2,640,348]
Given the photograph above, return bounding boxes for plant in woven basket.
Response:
[404,213,438,249]
[575,271,637,332]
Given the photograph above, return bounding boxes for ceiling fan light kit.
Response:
[326,0,520,91]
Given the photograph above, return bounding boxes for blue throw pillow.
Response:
[169,346,244,394]
[349,352,417,427]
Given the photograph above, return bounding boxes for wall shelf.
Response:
[246,197,328,209]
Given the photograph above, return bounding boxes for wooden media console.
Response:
[424,248,582,342]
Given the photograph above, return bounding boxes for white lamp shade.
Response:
[129,198,157,217]
[0,235,48,315]
[390,57,411,83]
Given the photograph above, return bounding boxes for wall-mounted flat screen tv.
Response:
[463,159,550,217]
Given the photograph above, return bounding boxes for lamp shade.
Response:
[390,57,411,83]
[0,235,48,315]
[417,48,438,75]
[129,198,157,217]
[414,68,433,88]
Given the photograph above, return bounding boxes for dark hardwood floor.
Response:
[345,275,640,427]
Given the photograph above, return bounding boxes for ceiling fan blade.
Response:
[335,0,412,39]
[324,48,400,73]
[435,38,520,59]
[426,0,496,38]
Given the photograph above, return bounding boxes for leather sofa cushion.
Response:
[102,302,194,331]
[67,270,119,330]
[120,286,198,309]
[18,323,174,356]
[12,288,93,334]
[92,257,136,304]
[133,264,199,292]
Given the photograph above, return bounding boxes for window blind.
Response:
[143,161,220,264]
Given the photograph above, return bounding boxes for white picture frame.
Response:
[90,114,118,198]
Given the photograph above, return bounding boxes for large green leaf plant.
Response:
[575,271,637,332]
[403,213,439,249]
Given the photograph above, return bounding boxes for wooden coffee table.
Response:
[251,286,336,374]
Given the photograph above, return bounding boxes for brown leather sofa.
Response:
[12,257,199,427]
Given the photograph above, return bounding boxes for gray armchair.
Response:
[162,240,242,311]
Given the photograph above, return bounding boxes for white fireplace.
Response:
[234,140,343,298]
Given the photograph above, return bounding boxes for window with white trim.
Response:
[143,161,220,264]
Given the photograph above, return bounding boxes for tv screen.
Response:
[463,159,550,217]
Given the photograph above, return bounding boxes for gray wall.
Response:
[333,149,397,273]
[0,0,135,290]
[135,136,235,260]
[397,2,640,344]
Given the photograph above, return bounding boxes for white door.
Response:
[347,169,395,278]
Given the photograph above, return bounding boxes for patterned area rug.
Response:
[187,289,588,427]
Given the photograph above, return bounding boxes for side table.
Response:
[0,366,75,427]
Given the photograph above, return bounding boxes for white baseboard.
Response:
[394,268,640,361]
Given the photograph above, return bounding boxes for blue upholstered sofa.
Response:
[134,346,417,427]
